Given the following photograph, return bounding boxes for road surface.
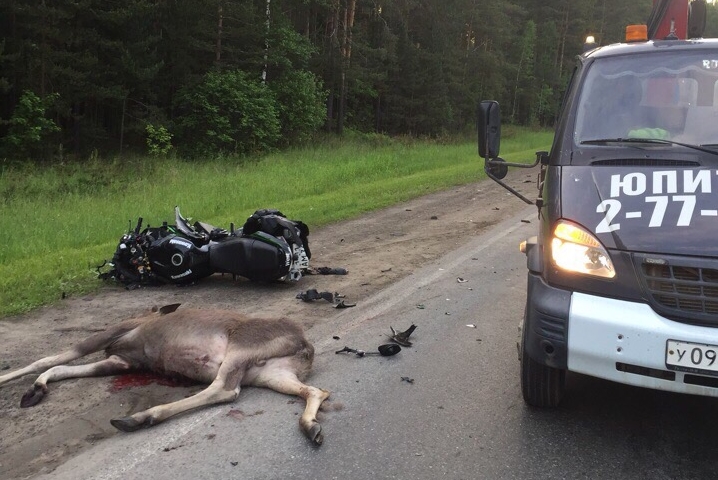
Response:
[38,206,718,480]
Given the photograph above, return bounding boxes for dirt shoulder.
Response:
[0,167,538,479]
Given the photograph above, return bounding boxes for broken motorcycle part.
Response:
[389,324,417,347]
[335,344,401,357]
[296,289,335,302]
[334,300,356,309]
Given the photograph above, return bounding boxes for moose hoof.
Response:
[20,384,47,408]
[305,422,323,446]
[111,416,152,432]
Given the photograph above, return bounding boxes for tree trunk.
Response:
[120,96,126,156]
[325,0,341,131]
[337,0,356,135]
[262,0,270,83]
[216,4,223,64]
[557,2,570,78]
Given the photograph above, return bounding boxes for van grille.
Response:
[639,260,718,324]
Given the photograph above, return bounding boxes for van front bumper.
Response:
[525,273,718,396]
[568,291,718,396]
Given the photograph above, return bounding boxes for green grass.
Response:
[0,127,553,317]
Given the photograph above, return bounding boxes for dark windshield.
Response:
[575,50,718,150]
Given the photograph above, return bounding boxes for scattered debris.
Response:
[335,344,401,357]
[307,266,348,275]
[296,289,335,303]
[332,335,341,340]
[231,461,239,466]
[430,216,438,220]
[401,376,415,384]
[297,289,356,308]
[389,324,417,347]
[381,267,392,273]
[521,219,531,223]
[466,324,477,328]
[334,300,356,309]
[445,312,451,316]
[457,277,467,283]
[416,304,425,309]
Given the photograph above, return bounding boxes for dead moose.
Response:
[0,304,330,445]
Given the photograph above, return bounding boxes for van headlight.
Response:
[551,220,615,278]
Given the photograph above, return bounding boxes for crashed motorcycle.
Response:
[98,207,310,287]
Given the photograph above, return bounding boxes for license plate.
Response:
[666,340,718,376]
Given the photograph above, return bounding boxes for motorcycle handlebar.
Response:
[134,217,143,234]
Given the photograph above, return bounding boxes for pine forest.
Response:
[2,0,717,160]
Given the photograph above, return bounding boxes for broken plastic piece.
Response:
[401,376,415,384]
[389,324,417,347]
[296,289,335,303]
[334,300,356,309]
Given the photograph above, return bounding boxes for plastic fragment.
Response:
[389,324,417,347]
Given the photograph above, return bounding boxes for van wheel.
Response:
[520,316,565,407]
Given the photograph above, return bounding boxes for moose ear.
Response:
[158,303,182,315]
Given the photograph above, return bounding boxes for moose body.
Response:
[0,304,330,444]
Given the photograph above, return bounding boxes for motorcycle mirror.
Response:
[377,344,401,356]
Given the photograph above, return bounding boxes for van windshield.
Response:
[575,50,718,150]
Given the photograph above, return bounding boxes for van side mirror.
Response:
[477,100,501,159]
[476,99,541,205]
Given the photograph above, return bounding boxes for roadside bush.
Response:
[269,70,326,145]
[145,124,173,156]
[173,70,281,157]
[0,90,60,160]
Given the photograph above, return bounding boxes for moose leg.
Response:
[0,350,87,387]
[20,355,133,407]
[0,323,139,388]
[110,360,245,432]
[251,362,330,445]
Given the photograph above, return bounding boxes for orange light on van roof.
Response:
[626,24,648,42]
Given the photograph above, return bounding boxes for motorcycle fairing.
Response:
[209,232,291,281]
[147,234,213,283]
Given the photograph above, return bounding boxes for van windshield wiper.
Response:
[581,137,718,156]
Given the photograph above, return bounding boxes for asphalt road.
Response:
[39,206,718,480]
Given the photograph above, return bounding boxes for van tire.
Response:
[520,314,565,407]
